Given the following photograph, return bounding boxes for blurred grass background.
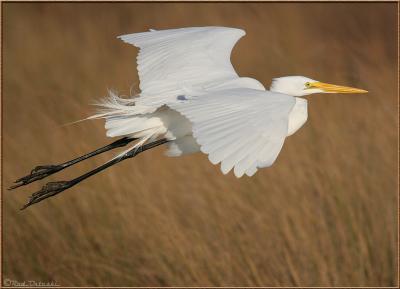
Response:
[2,2,398,287]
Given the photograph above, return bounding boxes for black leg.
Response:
[20,138,169,210]
[10,137,136,190]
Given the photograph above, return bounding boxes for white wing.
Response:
[115,27,293,177]
[168,88,297,177]
[118,26,249,108]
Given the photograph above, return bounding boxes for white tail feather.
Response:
[89,91,171,159]
[111,127,163,161]
[88,90,154,121]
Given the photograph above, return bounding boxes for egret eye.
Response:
[305,82,311,88]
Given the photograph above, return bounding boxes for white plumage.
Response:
[90,26,367,178]
[168,89,295,177]
[10,27,368,210]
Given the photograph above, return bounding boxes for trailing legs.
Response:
[19,138,169,210]
[10,137,136,189]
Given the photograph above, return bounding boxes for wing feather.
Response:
[200,123,249,154]
[168,88,298,177]
[114,27,299,176]
[207,129,252,165]
[234,139,266,177]
[118,27,246,108]
[220,135,261,175]
[245,163,258,177]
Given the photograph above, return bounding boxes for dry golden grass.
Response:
[2,2,398,287]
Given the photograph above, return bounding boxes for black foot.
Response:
[20,181,72,210]
[9,165,64,190]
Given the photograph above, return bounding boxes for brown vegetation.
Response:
[2,2,398,286]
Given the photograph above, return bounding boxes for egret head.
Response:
[270,76,368,97]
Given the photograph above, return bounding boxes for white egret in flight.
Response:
[11,26,367,209]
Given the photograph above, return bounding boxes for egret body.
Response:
[11,26,367,208]
[93,27,366,177]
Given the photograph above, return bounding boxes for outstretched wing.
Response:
[168,89,298,177]
[118,26,246,108]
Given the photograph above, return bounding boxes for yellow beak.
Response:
[310,82,368,93]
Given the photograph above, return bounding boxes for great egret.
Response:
[11,26,367,209]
